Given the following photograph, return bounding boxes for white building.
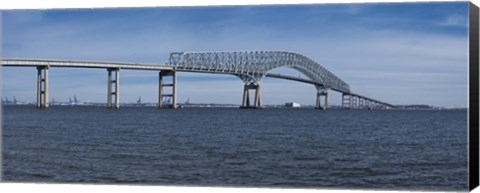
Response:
[285,102,301,108]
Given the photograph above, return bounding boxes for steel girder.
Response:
[167,51,350,93]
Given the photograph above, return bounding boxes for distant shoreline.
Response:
[1,103,467,111]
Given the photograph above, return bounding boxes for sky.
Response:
[1,2,470,107]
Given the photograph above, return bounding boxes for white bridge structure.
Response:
[1,51,396,109]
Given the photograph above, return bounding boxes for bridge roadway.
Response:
[1,57,396,109]
[1,58,173,70]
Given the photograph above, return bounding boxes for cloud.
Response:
[2,10,44,25]
[438,14,468,27]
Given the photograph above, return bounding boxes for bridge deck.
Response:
[1,58,173,70]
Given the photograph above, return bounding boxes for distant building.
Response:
[285,102,301,108]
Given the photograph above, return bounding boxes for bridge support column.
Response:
[348,95,353,109]
[359,98,364,109]
[241,82,261,109]
[158,70,177,109]
[352,95,358,109]
[342,93,351,109]
[107,68,120,109]
[316,90,328,110]
[316,92,320,109]
[36,66,49,108]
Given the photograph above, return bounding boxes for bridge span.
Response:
[1,51,396,109]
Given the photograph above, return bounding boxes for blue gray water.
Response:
[1,106,468,191]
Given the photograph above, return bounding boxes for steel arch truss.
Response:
[167,51,350,93]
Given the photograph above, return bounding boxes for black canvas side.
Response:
[469,1,480,191]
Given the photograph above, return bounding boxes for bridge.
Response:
[1,51,396,109]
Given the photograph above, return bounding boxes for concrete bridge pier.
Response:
[36,66,49,108]
[342,93,351,109]
[359,98,364,109]
[107,68,120,108]
[241,82,261,108]
[348,95,354,109]
[158,70,177,109]
[352,95,359,109]
[315,90,328,110]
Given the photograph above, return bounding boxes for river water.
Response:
[1,106,468,191]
